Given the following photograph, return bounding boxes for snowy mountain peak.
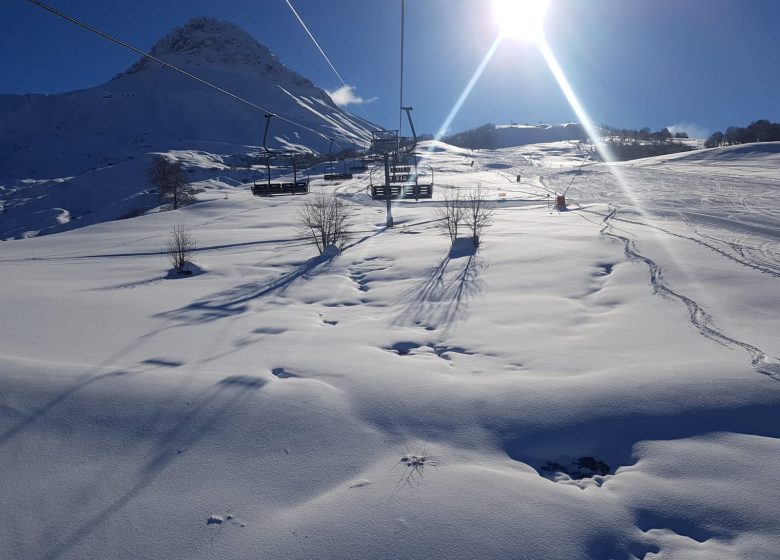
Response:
[119,17,287,75]
[0,16,376,191]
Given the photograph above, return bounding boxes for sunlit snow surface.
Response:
[1,141,779,559]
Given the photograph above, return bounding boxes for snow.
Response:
[1,137,779,559]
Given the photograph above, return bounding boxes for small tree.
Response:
[149,155,195,209]
[167,224,196,273]
[434,187,494,247]
[298,192,354,255]
[464,186,495,247]
[434,189,465,242]
[705,131,724,148]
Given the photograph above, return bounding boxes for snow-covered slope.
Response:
[0,17,375,180]
[1,141,779,559]
[624,140,780,179]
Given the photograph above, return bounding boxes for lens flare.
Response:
[433,35,503,141]
[492,0,550,42]
[535,35,694,286]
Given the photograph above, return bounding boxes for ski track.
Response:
[601,205,780,381]
[680,213,780,276]
[581,207,780,279]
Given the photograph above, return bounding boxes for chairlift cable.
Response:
[282,0,376,129]
[25,0,347,146]
[399,0,406,144]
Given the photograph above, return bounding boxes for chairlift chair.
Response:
[251,114,309,196]
[323,138,353,181]
[349,145,369,172]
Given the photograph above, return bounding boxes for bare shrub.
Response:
[434,187,493,246]
[149,155,196,209]
[433,189,465,242]
[298,192,355,255]
[464,186,495,247]
[167,225,196,273]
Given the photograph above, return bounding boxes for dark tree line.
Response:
[705,119,780,148]
[443,122,685,154]
[443,123,498,149]
[599,124,683,144]
[599,124,693,160]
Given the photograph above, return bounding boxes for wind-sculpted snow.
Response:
[1,140,779,558]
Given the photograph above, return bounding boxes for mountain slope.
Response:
[0,17,375,179]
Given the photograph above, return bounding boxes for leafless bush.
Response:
[167,225,196,273]
[435,187,494,246]
[298,192,355,255]
[433,189,465,242]
[149,155,196,209]
[464,186,495,247]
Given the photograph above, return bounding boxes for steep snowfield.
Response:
[1,141,779,559]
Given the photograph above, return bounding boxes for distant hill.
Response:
[443,123,587,149]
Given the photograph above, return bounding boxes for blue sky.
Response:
[3,0,779,137]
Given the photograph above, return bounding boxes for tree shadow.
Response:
[94,276,167,291]
[42,375,267,560]
[395,239,486,330]
[156,252,336,325]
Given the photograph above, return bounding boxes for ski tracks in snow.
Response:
[600,205,780,381]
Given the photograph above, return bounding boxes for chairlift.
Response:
[349,143,369,172]
[323,138,353,181]
[368,109,433,200]
[251,114,309,196]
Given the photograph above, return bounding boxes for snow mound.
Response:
[629,141,780,167]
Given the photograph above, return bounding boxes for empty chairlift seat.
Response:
[370,161,433,200]
[252,151,309,196]
[323,172,353,181]
[252,180,309,196]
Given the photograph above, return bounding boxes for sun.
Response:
[492,0,551,42]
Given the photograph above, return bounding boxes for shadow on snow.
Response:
[395,237,486,330]
[157,252,337,325]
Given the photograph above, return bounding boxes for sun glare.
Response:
[492,0,550,42]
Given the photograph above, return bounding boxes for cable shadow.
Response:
[0,367,145,448]
[0,337,184,448]
[341,226,386,251]
[42,375,267,560]
[156,252,336,325]
[394,238,486,330]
